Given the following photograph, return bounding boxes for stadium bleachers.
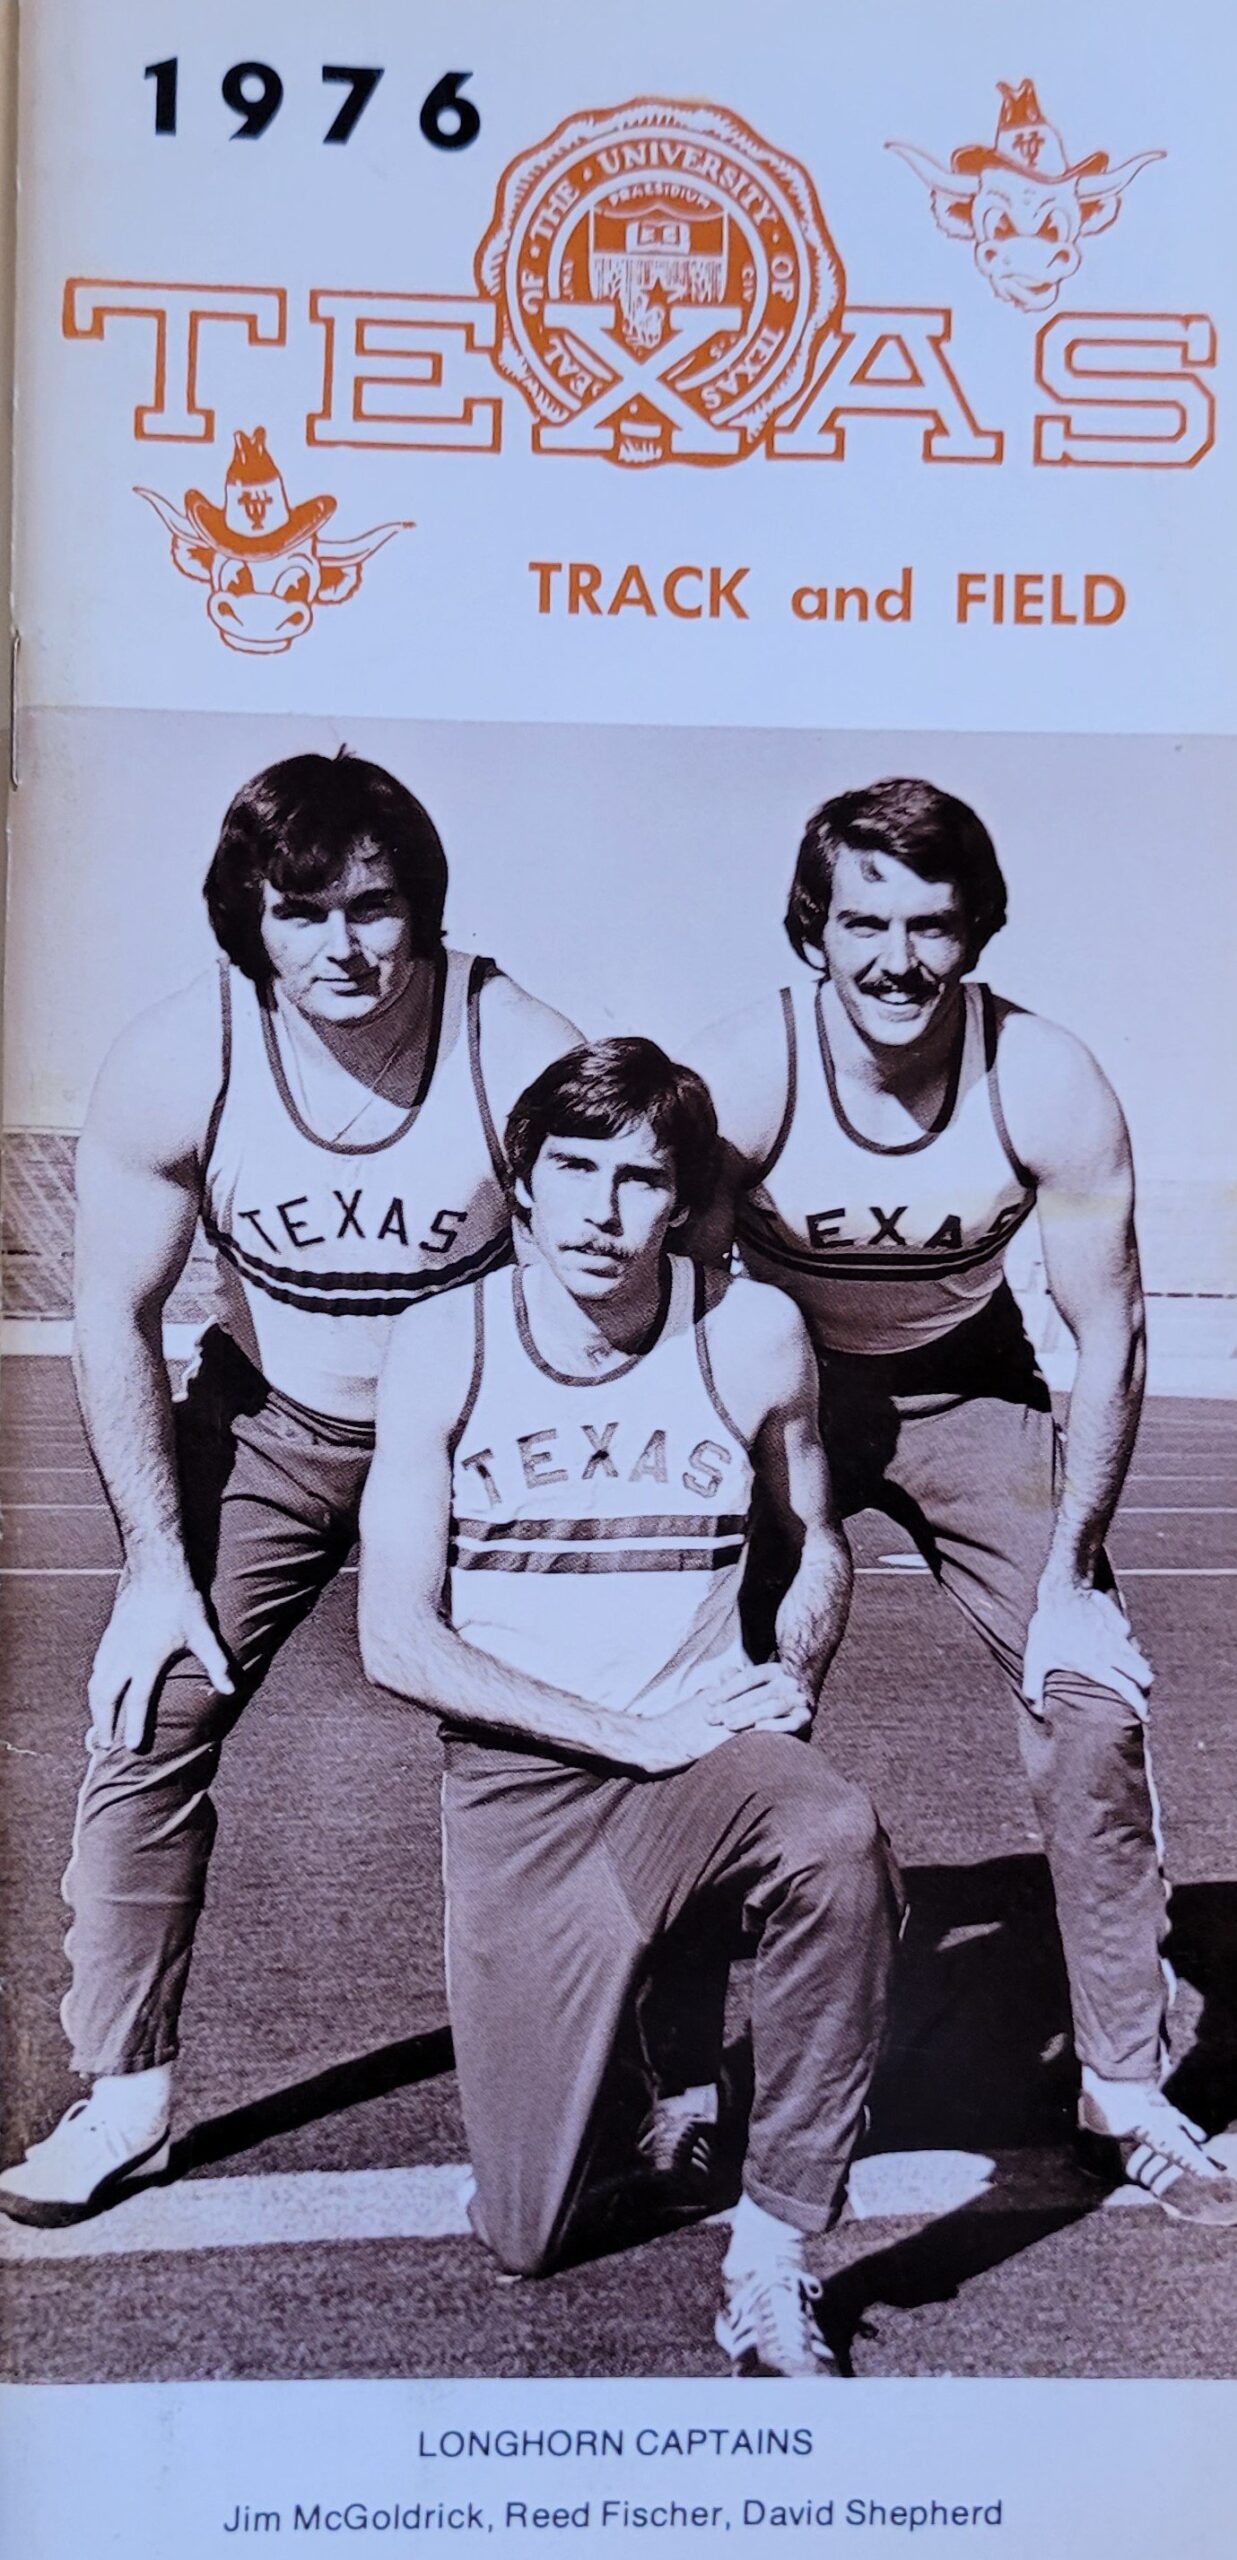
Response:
[3,1128,1234,1384]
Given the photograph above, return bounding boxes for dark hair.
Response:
[785,777,1007,967]
[203,749,448,982]
[504,1038,719,1224]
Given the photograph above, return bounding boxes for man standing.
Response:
[685,774,1237,2224]
[0,748,578,2225]
[358,1037,900,2377]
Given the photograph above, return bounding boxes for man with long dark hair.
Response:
[0,749,577,2224]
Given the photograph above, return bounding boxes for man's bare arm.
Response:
[676,996,792,1265]
[710,1282,854,1715]
[997,1010,1153,1709]
[358,1295,641,1760]
[1001,1012,1146,1590]
[476,972,583,1138]
[359,1295,804,1774]
[74,974,233,1743]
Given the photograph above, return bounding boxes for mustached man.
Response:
[686,776,1237,2226]
[358,1036,901,2377]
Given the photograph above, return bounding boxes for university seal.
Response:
[476,98,845,464]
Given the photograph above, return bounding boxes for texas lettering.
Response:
[232,1192,466,1255]
[457,1425,738,1507]
[65,89,1215,475]
[781,1199,1029,1257]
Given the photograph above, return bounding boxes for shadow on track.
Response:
[814,1850,1098,2370]
[161,1857,1237,2348]
[1163,1880,1237,2134]
[866,1852,1079,2153]
[169,2026,455,2176]
[820,1863,1237,2370]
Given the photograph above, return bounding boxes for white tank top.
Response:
[449,1259,754,1720]
[735,979,1036,1357]
[203,951,511,1422]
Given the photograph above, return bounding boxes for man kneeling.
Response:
[359,1038,899,2378]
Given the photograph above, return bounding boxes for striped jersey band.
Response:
[450,1513,747,1574]
[207,1221,511,1317]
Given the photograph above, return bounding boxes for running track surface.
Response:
[1,1359,1235,2382]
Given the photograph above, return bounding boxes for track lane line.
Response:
[0,2148,1158,2264]
[6,1565,1237,1582]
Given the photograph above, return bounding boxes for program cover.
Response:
[2,4,1235,2554]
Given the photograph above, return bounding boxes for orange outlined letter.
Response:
[62,281,286,441]
[308,293,502,451]
[1035,312,1216,467]
[770,307,1001,462]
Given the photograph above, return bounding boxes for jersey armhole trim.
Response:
[748,988,797,1188]
[981,985,1037,1195]
[692,1265,753,1452]
[467,956,507,1184]
[447,1282,487,1459]
[201,961,233,1178]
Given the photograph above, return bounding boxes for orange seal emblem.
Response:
[477,97,845,465]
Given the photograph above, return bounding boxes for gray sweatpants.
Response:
[745,1288,1169,2085]
[441,1725,901,2277]
[62,1331,373,2076]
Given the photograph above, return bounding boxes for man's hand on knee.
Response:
[1023,1579,1152,1720]
[697,1663,813,1737]
[88,1567,234,1751]
[608,1698,730,1776]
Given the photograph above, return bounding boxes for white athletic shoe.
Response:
[1078,2086,1237,2228]
[0,2097,171,2229]
[715,2258,839,2378]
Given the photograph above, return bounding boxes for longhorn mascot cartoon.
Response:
[138,427,410,653]
[889,79,1162,313]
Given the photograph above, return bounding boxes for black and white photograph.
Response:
[2,711,1234,2384]
[4,3,1236,2550]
